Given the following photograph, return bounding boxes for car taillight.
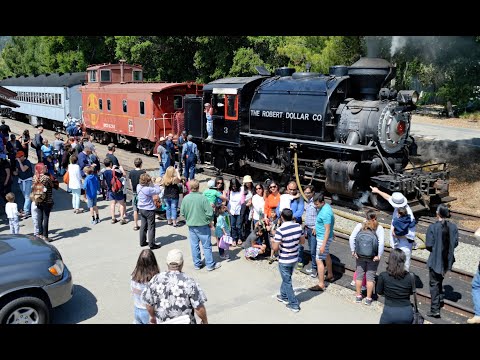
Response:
[48,259,65,276]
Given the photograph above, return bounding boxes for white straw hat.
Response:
[388,192,408,208]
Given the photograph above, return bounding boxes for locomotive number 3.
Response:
[224,127,228,134]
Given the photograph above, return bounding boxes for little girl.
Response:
[5,192,20,234]
[216,204,231,261]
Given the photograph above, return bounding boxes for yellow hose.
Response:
[292,147,425,249]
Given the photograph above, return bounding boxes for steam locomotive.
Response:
[184,57,452,212]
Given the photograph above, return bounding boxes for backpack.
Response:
[32,177,47,204]
[110,168,123,193]
[183,143,196,162]
[354,229,378,258]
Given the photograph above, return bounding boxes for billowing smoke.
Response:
[390,36,408,57]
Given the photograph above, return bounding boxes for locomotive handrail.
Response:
[153,113,175,139]
[405,162,448,171]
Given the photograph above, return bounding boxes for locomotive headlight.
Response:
[397,90,419,105]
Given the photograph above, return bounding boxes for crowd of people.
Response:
[1,118,478,325]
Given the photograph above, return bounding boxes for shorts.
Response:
[87,197,98,208]
[108,191,125,202]
[316,236,333,261]
[132,193,138,212]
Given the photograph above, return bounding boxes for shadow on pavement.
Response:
[52,284,98,324]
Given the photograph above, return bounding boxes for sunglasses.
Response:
[269,185,277,189]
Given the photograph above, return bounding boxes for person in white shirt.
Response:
[5,192,20,234]
[67,154,83,213]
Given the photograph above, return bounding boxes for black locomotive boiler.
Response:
[184,57,452,212]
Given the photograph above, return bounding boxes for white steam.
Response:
[390,36,408,57]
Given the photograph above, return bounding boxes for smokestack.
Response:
[119,59,126,84]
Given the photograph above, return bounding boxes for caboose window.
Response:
[107,99,111,111]
[99,99,103,110]
[123,99,128,113]
[173,95,183,110]
[133,70,142,81]
[100,70,111,82]
[139,101,145,115]
[89,70,97,82]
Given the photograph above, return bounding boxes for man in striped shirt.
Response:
[272,208,305,313]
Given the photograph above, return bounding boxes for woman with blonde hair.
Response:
[162,166,181,227]
[349,209,385,305]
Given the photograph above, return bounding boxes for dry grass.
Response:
[412,114,480,230]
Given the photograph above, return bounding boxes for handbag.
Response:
[63,170,70,184]
[410,272,425,324]
[49,174,59,190]
[218,236,230,250]
[221,234,234,245]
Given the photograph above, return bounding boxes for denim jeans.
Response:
[184,160,195,181]
[206,120,213,137]
[306,227,317,271]
[164,197,179,220]
[395,238,413,271]
[134,306,150,324]
[71,188,81,209]
[472,268,480,316]
[278,262,299,309]
[188,225,215,269]
[230,214,242,243]
[19,179,32,214]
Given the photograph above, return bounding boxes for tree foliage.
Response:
[1,35,479,110]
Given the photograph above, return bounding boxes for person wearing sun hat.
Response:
[370,186,416,271]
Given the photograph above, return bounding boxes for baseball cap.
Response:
[16,151,25,158]
[204,103,210,107]
[166,249,184,265]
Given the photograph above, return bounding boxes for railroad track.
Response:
[331,231,475,322]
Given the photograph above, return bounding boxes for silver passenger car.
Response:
[0,234,73,324]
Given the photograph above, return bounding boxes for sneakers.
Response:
[91,219,96,225]
[467,315,480,324]
[310,270,318,278]
[364,298,373,306]
[219,254,230,261]
[355,295,363,303]
[205,136,213,142]
[286,305,300,313]
[95,218,100,224]
[276,295,288,305]
[426,311,441,318]
[350,280,356,286]
[194,264,204,270]
[296,262,304,270]
[206,263,222,271]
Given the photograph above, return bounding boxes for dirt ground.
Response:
[412,114,480,230]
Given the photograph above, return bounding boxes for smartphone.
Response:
[174,164,178,169]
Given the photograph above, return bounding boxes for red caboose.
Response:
[80,61,202,154]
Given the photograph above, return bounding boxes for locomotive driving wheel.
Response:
[369,193,391,211]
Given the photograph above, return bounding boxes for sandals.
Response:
[133,226,140,231]
[111,219,118,224]
[120,219,128,225]
[309,284,326,292]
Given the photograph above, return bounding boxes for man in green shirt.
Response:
[180,179,221,271]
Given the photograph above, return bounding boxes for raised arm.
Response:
[370,186,391,202]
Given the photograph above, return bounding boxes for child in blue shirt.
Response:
[83,166,100,224]
[215,204,231,260]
